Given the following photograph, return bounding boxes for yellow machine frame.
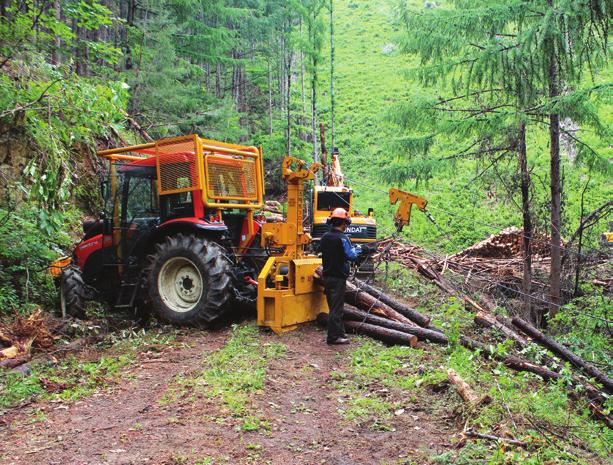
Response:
[97,135,265,211]
[257,157,328,333]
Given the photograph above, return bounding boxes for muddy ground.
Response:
[0,325,456,465]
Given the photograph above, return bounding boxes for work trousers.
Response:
[324,276,346,343]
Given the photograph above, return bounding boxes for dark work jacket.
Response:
[320,228,360,279]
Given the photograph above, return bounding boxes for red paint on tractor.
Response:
[75,234,103,269]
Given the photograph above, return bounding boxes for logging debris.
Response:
[512,317,613,393]
[0,310,57,363]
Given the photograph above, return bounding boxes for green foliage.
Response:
[0,206,80,312]
[551,291,612,369]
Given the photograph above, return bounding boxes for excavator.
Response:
[309,147,378,265]
[310,127,428,274]
[51,134,428,334]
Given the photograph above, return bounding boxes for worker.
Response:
[320,207,364,345]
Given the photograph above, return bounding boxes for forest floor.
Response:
[0,322,457,465]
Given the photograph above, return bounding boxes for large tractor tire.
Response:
[147,234,233,327]
[60,266,87,318]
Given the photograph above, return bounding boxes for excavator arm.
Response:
[389,188,428,233]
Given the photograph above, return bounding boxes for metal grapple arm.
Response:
[389,188,428,233]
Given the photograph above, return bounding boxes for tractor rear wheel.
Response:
[60,266,87,318]
[147,234,233,327]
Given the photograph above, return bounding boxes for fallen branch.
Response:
[512,317,613,393]
[464,429,528,447]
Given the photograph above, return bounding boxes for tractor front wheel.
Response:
[60,266,87,318]
[147,234,233,327]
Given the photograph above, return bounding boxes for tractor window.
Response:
[316,191,351,211]
[160,192,194,220]
[126,176,159,220]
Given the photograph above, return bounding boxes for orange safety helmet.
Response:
[328,207,351,225]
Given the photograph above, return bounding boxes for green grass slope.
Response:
[320,0,612,252]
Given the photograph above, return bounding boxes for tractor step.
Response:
[114,279,141,309]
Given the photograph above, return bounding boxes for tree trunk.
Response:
[286,41,292,155]
[474,311,530,347]
[216,63,222,98]
[267,57,273,136]
[205,63,211,92]
[51,0,61,65]
[547,0,562,319]
[512,317,613,393]
[574,179,590,296]
[345,281,418,327]
[124,0,135,69]
[517,122,533,322]
[329,0,335,151]
[311,56,318,165]
[316,313,418,347]
[300,20,306,113]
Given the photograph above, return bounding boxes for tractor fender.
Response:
[146,218,228,252]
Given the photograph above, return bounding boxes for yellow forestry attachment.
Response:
[257,156,328,334]
[389,188,428,233]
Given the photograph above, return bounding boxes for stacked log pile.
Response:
[379,229,558,299]
[455,227,552,259]
[262,200,284,222]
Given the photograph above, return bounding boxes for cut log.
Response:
[345,281,418,327]
[342,307,448,344]
[344,320,418,347]
[474,312,530,347]
[316,313,418,347]
[512,317,613,393]
[447,368,491,408]
[352,279,431,327]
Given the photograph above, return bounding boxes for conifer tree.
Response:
[393,0,610,322]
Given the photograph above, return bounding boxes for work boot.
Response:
[327,337,350,345]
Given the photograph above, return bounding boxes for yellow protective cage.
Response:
[97,135,264,210]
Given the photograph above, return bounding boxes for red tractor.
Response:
[60,135,268,327]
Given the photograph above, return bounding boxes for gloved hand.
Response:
[355,245,368,256]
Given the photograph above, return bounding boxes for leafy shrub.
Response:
[0,206,77,313]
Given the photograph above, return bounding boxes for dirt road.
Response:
[0,325,454,465]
